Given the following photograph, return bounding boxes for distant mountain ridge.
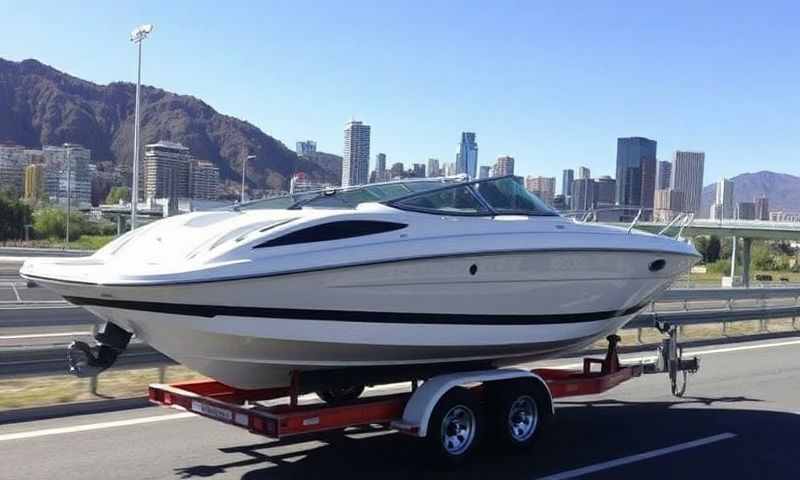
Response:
[700,170,800,215]
[0,57,338,193]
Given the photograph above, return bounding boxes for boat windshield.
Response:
[389,176,558,217]
[237,178,457,211]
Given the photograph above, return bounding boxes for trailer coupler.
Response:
[67,322,132,377]
[643,321,699,397]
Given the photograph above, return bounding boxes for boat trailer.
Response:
[148,328,699,464]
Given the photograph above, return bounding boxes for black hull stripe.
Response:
[63,296,648,326]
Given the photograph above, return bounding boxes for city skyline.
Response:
[2,2,796,184]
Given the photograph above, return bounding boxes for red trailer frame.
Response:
[148,337,643,440]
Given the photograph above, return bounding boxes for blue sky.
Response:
[3,1,798,189]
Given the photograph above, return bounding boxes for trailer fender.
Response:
[398,368,552,438]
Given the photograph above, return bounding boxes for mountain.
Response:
[700,171,800,215]
[0,58,337,193]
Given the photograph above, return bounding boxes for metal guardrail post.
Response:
[89,375,98,396]
[723,298,732,336]
[158,365,166,383]
[760,294,768,332]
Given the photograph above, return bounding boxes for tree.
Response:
[33,208,86,240]
[105,186,130,204]
[706,236,721,263]
[0,194,33,241]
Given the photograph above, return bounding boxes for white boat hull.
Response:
[32,249,694,389]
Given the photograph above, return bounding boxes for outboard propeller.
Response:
[67,322,132,377]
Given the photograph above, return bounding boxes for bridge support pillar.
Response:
[742,237,752,288]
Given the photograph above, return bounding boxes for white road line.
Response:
[0,412,195,442]
[0,331,90,340]
[536,432,737,480]
[9,284,21,302]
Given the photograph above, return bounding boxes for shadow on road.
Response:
[172,400,800,479]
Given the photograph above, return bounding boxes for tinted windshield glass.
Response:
[474,177,556,215]
[389,176,557,216]
[393,186,489,214]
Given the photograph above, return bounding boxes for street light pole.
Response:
[242,154,256,204]
[64,147,71,249]
[130,24,154,231]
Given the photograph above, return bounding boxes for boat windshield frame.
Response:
[384,175,559,217]
[236,176,465,211]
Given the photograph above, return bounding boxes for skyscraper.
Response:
[296,140,317,156]
[413,163,426,177]
[561,169,574,197]
[43,143,93,207]
[736,202,756,220]
[342,120,371,187]
[594,176,616,205]
[577,166,591,180]
[375,153,387,181]
[189,160,220,200]
[525,176,556,205]
[478,165,492,179]
[654,189,685,222]
[572,178,596,211]
[711,178,735,220]
[427,158,440,177]
[456,132,478,178]
[0,145,26,197]
[494,156,514,177]
[670,150,705,214]
[755,196,769,220]
[657,160,672,190]
[615,137,657,212]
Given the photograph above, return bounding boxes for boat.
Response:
[20,175,700,392]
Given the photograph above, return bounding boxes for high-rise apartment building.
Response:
[390,162,405,179]
[670,150,705,214]
[427,158,440,177]
[736,202,756,220]
[525,176,556,205]
[43,143,93,207]
[494,156,514,177]
[657,160,672,190]
[296,140,317,156]
[561,169,574,197]
[615,137,657,215]
[755,196,769,220]
[143,141,191,201]
[577,166,591,180]
[189,160,220,200]
[413,163,426,177]
[478,165,492,179]
[456,132,478,178]
[342,120,371,187]
[24,164,44,202]
[0,145,26,197]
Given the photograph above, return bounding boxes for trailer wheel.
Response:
[315,384,365,405]
[489,379,550,450]
[426,387,482,465]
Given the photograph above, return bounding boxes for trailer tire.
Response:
[488,378,550,451]
[425,386,482,466]
[315,384,365,405]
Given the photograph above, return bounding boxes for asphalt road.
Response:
[2,337,799,479]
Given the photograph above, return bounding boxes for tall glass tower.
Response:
[456,132,478,178]
[615,137,657,211]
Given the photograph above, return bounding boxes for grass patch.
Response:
[0,366,206,411]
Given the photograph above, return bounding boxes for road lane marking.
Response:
[0,412,195,442]
[9,284,21,302]
[536,432,737,480]
[0,331,91,340]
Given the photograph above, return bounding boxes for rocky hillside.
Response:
[0,58,336,192]
[700,171,800,215]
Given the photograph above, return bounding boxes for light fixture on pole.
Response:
[242,154,256,204]
[129,23,154,231]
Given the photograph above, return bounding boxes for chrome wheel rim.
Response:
[440,405,476,455]
[508,395,538,442]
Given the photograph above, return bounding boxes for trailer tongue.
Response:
[149,329,698,464]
